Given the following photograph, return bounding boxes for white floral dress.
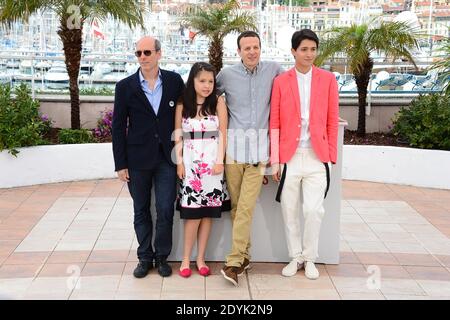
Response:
[177,114,230,219]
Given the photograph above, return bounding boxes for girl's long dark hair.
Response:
[182,62,218,119]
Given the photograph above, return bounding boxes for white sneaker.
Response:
[305,261,319,280]
[281,258,304,277]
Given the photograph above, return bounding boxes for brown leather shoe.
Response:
[221,266,239,286]
[237,258,251,276]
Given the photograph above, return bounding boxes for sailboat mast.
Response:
[427,0,433,56]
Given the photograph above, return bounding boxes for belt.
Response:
[182,130,219,140]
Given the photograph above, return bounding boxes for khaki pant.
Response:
[224,156,265,267]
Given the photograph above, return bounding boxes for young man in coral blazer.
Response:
[270,29,339,280]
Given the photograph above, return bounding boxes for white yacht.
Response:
[90,62,113,79]
[125,62,138,75]
[80,61,94,74]
[18,60,36,75]
[6,59,20,69]
[44,63,69,89]
[35,60,52,73]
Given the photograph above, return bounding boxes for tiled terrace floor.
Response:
[0,179,449,300]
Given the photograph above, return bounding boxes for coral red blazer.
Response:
[270,66,339,164]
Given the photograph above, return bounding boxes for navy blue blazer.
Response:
[112,68,185,171]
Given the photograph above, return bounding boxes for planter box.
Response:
[342,145,450,189]
[1,144,116,188]
[2,143,449,190]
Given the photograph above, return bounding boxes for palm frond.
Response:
[429,36,450,94]
[1,0,145,28]
[219,13,256,40]
[181,6,220,37]
[181,0,256,41]
[316,24,370,72]
[0,0,52,23]
[315,29,349,66]
[367,21,422,69]
[89,0,145,28]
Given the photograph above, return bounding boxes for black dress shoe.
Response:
[155,257,172,277]
[133,260,153,278]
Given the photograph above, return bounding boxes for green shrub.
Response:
[392,93,450,150]
[58,129,95,144]
[0,83,51,156]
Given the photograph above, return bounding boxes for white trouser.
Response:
[280,148,327,262]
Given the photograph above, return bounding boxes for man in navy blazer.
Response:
[112,36,184,278]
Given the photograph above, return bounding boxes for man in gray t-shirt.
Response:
[217,31,283,287]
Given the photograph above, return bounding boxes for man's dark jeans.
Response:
[128,152,176,262]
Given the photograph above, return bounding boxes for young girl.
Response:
[174,62,229,277]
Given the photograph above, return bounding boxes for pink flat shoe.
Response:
[198,266,210,277]
[178,268,192,278]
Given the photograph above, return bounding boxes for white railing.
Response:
[1,52,448,97]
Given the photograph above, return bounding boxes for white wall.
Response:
[0,144,116,188]
[342,145,450,190]
[2,143,449,190]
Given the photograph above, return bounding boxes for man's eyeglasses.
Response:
[135,50,157,57]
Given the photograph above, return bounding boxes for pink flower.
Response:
[195,162,211,176]
[207,196,221,207]
[189,178,202,193]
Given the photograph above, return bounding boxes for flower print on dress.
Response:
[204,188,223,207]
[184,140,194,151]
[189,178,202,193]
[194,161,211,177]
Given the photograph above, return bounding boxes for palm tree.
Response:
[0,0,145,129]
[182,0,257,72]
[316,20,421,136]
[428,36,450,96]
